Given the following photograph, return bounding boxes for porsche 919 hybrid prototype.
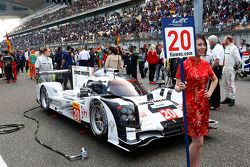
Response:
[36,66,216,151]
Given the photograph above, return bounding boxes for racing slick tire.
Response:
[90,100,108,138]
[40,86,50,111]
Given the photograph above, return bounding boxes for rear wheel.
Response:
[90,100,108,138]
[40,87,50,111]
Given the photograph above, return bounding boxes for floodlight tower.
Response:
[194,0,203,33]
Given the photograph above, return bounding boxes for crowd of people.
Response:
[16,0,249,34]
[0,1,249,166]
[203,0,250,32]
[13,0,122,32]
[1,31,250,166]
[2,0,249,50]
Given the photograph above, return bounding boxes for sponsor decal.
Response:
[159,108,178,121]
[139,99,168,105]
[82,109,88,118]
[72,101,81,123]
[139,112,147,118]
[74,70,89,75]
[172,18,188,24]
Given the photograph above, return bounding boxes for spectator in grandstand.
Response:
[175,34,218,167]
[105,46,123,72]
[24,49,30,73]
[35,47,53,82]
[207,35,225,111]
[61,46,73,90]
[78,46,90,67]
[54,47,63,70]
[125,46,138,79]
[240,13,248,28]
[221,36,241,107]
[146,44,159,84]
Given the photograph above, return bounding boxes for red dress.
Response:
[176,57,214,137]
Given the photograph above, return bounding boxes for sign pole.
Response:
[179,57,190,167]
[161,17,196,167]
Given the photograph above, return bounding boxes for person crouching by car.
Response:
[35,47,53,82]
[105,46,123,72]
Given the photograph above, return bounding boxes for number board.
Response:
[162,17,196,59]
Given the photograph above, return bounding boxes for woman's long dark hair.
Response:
[196,33,207,55]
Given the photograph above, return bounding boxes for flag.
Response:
[5,32,12,53]
[115,34,121,45]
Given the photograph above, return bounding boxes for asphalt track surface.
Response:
[0,72,249,167]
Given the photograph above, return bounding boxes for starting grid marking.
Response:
[0,155,8,167]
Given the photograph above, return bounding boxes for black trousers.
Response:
[139,61,145,78]
[19,62,24,72]
[126,66,137,79]
[25,60,29,72]
[5,65,14,81]
[79,60,89,66]
[210,66,222,108]
[149,64,157,82]
[63,73,73,90]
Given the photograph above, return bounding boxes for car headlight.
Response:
[117,105,138,128]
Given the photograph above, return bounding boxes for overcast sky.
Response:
[0,19,21,42]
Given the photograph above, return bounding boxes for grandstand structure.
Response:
[1,0,249,50]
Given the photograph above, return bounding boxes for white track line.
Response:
[0,155,8,167]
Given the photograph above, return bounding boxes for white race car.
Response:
[36,66,216,151]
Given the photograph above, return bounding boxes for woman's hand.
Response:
[175,79,187,92]
[175,82,186,92]
[204,91,212,99]
[178,82,186,91]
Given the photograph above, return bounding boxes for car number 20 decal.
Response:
[159,108,178,120]
[72,102,81,123]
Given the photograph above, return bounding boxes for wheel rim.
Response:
[91,105,106,135]
[41,88,49,109]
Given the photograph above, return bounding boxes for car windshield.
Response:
[108,79,148,97]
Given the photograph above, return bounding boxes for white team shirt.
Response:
[35,54,53,71]
[25,51,29,60]
[224,43,241,69]
[211,44,225,66]
[78,50,90,61]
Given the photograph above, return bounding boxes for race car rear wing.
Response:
[37,66,95,90]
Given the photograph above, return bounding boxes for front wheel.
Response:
[40,86,50,111]
[90,100,108,138]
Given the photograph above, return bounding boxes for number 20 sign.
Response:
[162,17,196,59]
